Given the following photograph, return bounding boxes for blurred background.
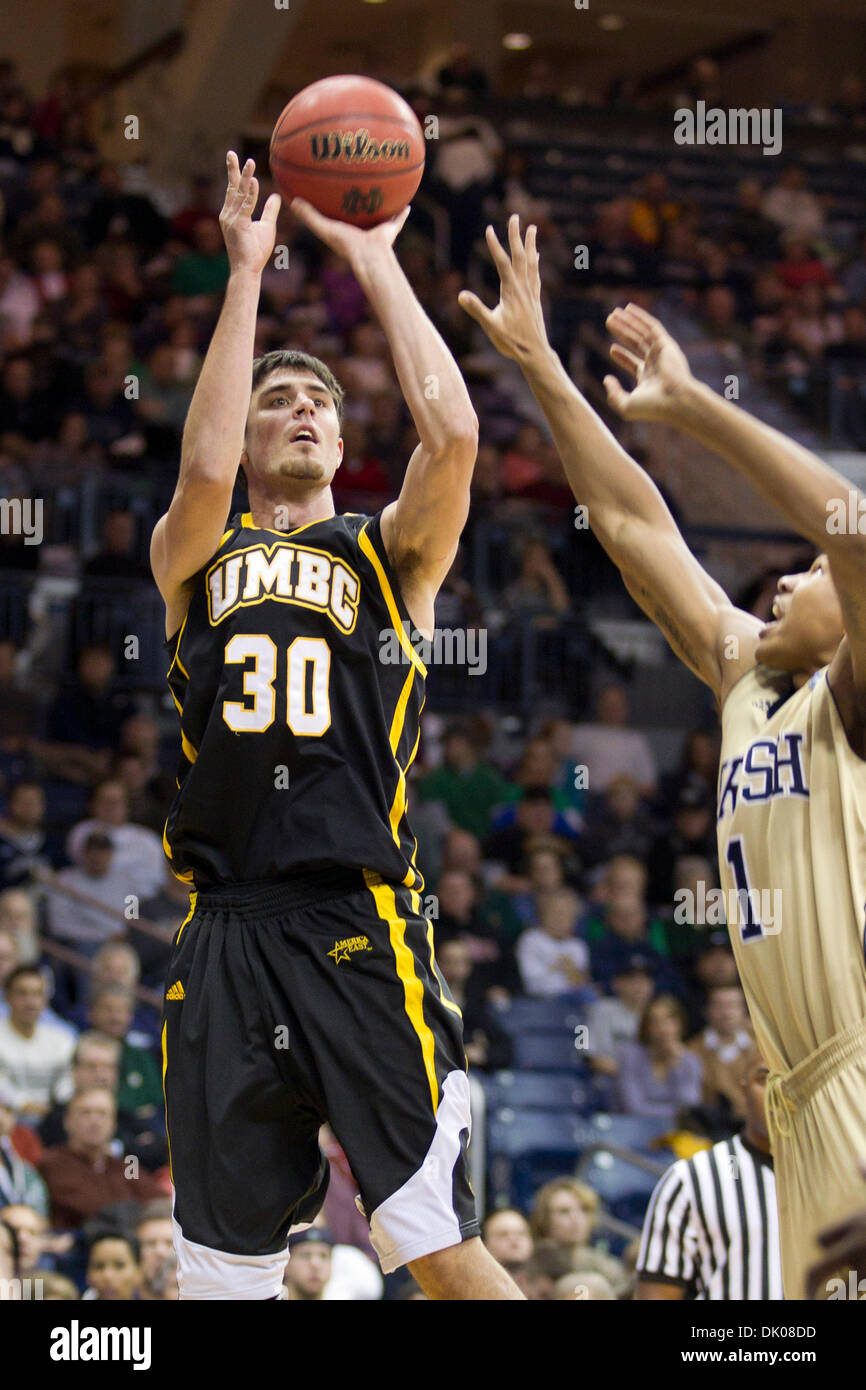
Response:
[0,0,863,1301]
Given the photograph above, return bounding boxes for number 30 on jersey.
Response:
[221,634,331,736]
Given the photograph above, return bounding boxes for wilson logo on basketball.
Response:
[309,129,412,163]
[328,935,372,964]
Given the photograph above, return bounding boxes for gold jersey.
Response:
[717,663,866,1072]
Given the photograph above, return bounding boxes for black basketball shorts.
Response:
[161,866,480,1273]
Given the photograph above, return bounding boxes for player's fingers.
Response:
[260,192,282,225]
[507,213,525,266]
[457,289,495,331]
[485,224,512,280]
[625,301,666,335]
[603,373,633,417]
[607,308,651,358]
[290,196,327,233]
[609,343,643,380]
[238,157,255,196]
[621,302,659,350]
[391,205,411,235]
[225,150,240,190]
[243,176,259,210]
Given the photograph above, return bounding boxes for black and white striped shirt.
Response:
[637,1133,783,1300]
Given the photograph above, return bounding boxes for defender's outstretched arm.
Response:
[459,217,759,703]
[606,303,866,711]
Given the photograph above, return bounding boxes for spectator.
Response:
[585,957,655,1077]
[84,1230,143,1300]
[483,789,579,894]
[418,721,513,839]
[82,510,149,581]
[135,1199,177,1301]
[435,869,519,997]
[0,888,40,963]
[0,1201,51,1275]
[0,965,75,1120]
[283,1227,334,1302]
[689,984,754,1121]
[629,172,681,248]
[516,888,590,998]
[529,1178,622,1290]
[647,784,718,907]
[0,1079,50,1213]
[512,1238,576,1300]
[44,645,135,778]
[511,844,569,928]
[579,774,655,869]
[614,995,703,1118]
[38,1030,121,1148]
[482,1208,534,1275]
[0,781,63,889]
[436,937,513,1070]
[503,538,571,623]
[38,1087,165,1230]
[66,779,166,900]
[171,216,229,301]
[761,166,824,243]
[572,684,658,797]
[727,179,780,261]
[0,1214,18,1286]
[85,986,162,1115]
[46,832,131,952]
[430,88,502,273]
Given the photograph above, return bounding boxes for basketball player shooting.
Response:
[461,215,866,1299]
[150,153,523,1301]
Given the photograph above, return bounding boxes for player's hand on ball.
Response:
[603,303,694,423]
[219,152,281,274]
[458,215,549,362]
[289,197,411,263]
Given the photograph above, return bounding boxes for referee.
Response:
[636,1051,783,1300]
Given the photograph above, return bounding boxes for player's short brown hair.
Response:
[250,349,345,424]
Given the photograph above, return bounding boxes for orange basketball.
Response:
[269,75,425,229]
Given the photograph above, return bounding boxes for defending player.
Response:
[460,215,866,1299]
[151,154,523,1300]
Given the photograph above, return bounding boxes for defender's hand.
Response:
[458,215,549,363]
[290,198,411,264]
[603,303,694,423]
[220,152,281,274]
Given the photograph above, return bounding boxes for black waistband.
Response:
[194,866,368,917]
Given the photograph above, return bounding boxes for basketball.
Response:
[269,75,425,228]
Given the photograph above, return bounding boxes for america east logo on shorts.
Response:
[327,935,372,964]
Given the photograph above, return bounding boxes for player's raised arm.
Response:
[150,152,281,636]
[459,217,759,703]
[609,302,866,722]
[290,198,479,632]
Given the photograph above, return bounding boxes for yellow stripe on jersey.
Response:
[364,870,439,1114]
[161,1021,173,1183]
[162,822,195,885]
[411,885,463,1021]
[241,511,325,538]
[357,523,427,677]
[180,730,198,765]
[174,889,197,947]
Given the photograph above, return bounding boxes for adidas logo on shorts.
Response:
[166,980,185,1000]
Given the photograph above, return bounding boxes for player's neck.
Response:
[244,486,336,533]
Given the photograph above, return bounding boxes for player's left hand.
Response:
[289,197,411,261]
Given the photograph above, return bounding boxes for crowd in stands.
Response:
[0,45,854,1298]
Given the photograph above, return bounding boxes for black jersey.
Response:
[162,509,427,888]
